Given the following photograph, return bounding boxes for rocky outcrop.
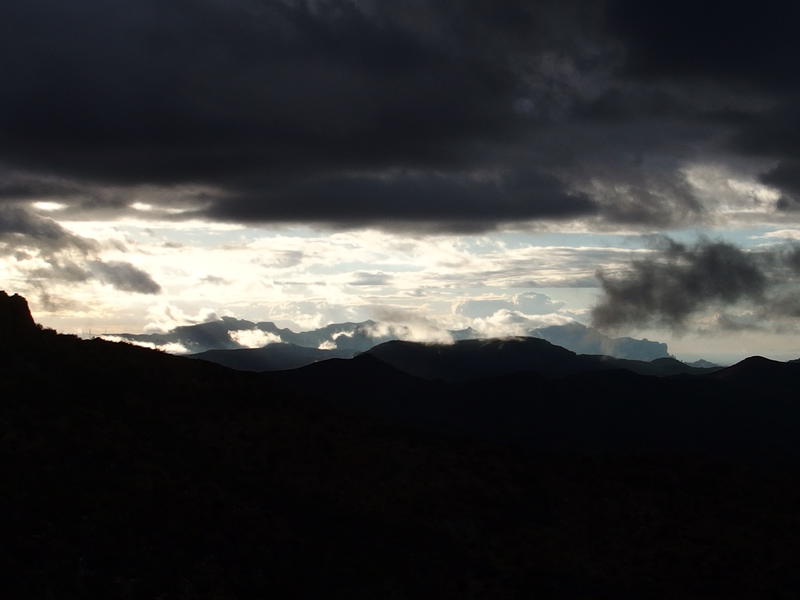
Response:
[0,291,38,338]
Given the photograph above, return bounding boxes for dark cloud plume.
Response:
[591,237,800,331]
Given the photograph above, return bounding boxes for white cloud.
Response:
[471,309,575,338]
[99,335,189,354]
[760,229,800,240]
[144,303,221,333]
[230,329,282,348]
[366,308,453,344]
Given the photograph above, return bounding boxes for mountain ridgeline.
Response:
[112,315,671,363]
[3,291,800,598]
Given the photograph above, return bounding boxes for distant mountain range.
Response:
[112,315,676,371]
[191,343,352,372]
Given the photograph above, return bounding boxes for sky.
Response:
[2,0,800,363]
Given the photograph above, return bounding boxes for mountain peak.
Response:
[0,291,38,338]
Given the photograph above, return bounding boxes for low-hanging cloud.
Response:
[366,308,453,344]
[229,329,282,348]
[591,237,800,331]
[472,309,574,338]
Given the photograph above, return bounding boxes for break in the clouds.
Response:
[2,0,799,230]
[592,237,800,331]
[456,292,565,319]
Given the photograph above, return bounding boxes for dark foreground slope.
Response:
[276,345,797,457]
[3,292,800,598]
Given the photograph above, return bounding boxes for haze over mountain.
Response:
[110,315,672,367]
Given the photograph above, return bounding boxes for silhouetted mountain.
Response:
[529,322,669,361]
[0,290,38,339]
[114,318,384,353]
[366,337,584,381]
[590,355,721,377]
[189,342,351,371]
[119,316,283,352]
[364,337,711,382]
[265,320,394,352]
[688,359,720,368]
[710,355,800,388]
[6,291,800,598]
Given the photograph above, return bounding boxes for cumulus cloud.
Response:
[471,309,575,338]
[366,308,453,344]
[229,329,282,348]
[591,236,800,331]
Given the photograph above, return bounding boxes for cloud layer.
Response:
[2,0,798,230]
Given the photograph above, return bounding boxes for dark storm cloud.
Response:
[204,170,596,229]
[1,0,798,229]
[606,1,800,91]
[602,1,800,213]
[591,237,800,331]
[0,175,81,201]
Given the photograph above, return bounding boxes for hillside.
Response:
[363,337,716,382]
[3,291,800,598]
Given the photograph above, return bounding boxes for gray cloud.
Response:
[591,237,800,331]
[88,261,162,294]
[349,271,392,286]
[201,275,229,285]
[0,205,96,255]
[1,205,161,296]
